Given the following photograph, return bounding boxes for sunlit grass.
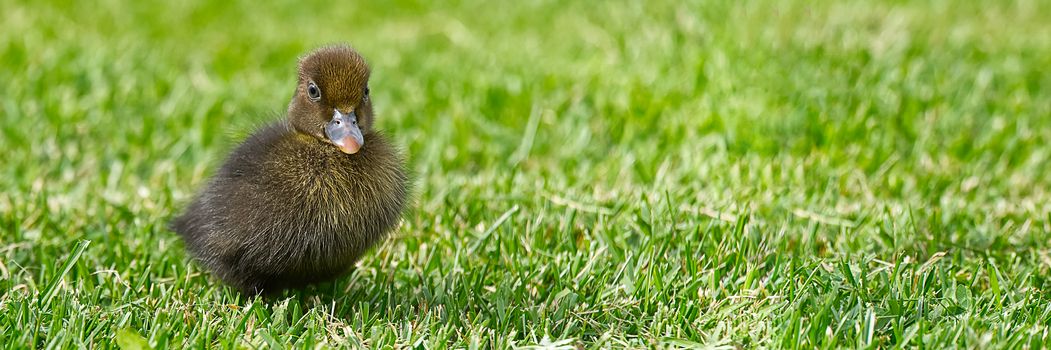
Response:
[2,0,1050,348]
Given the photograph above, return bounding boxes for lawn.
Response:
[2,0,1050,348]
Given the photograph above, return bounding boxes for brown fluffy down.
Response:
[171,46,409,294]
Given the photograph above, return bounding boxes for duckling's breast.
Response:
[210,122,409,286]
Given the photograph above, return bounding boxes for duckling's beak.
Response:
[324,109,365,154]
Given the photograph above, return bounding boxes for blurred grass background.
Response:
[2,0,1050,348]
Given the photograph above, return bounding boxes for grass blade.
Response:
[39,240,90,306]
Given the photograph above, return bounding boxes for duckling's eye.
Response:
[307,82,321,101]
[363,87,370,102]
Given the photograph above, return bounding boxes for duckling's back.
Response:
[171,121,409,294]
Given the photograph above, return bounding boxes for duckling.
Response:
[171,46,409,294]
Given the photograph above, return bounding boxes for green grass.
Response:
[2,0,1050,348]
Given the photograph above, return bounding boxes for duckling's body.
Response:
[172,46,408,294]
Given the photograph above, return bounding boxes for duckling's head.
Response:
[287,46,373,154]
